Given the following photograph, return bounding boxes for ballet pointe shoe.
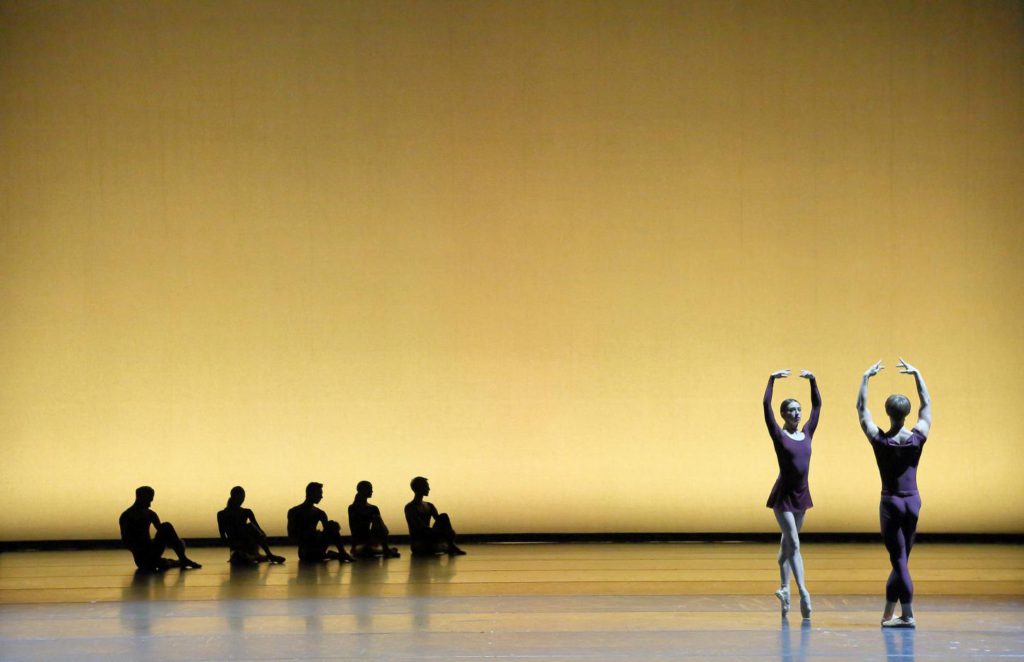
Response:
[799,592,811,619]
[774,587,790,617]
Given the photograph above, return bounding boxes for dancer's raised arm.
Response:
[799,371,821,435]
[764,370,790,434]
[857,360,883,438]
[898,358,931,436]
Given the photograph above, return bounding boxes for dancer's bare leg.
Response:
[774,509,795,616]
[775,529,792,617]
[774,510,810,617]
[791,511,808,602]
[155,522,202,569]
[777,533,792,589]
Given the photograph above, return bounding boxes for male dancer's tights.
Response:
[880,494,921,604]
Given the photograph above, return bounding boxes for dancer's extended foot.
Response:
[799,592,811,619]
[447,545,467,556]
[881,616,915,628]
[882,601,897,622]
[385,547,401,558]
[774,587,790,618]
[181,558,203,570]
[268,554,286,564]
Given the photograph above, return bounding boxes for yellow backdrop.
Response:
[1,0,1022,540]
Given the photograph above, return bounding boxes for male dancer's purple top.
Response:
[764,378,821,512]
[869,429,927,496]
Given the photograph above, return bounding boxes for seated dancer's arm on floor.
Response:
[217,510,230,543]
[405,503,428,538]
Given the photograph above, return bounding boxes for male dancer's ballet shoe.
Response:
[774,587,791,617]
[447,545,467,556]
[181,558,203,570]
[881,616,915,628]
[268,554,286,564]
[799,593,812,619]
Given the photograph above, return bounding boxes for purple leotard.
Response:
[870,428,927,604]
[764,377,821,512]
[869,429,926,497]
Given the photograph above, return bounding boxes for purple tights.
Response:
[880,493,922,604]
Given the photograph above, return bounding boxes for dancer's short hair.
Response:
[410,476,428,493]
[779,398,800,416]
[885,394,912,418]
[305,481,324,498]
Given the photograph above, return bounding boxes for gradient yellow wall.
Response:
[1,1,1022,540]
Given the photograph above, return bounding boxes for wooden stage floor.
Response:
[1,542,1022,660]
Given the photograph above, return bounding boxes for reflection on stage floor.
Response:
[1,542,1021,660]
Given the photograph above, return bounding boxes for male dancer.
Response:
[404,476,466,556]
[119,486,202,571]
[287,482,355,562]
[857,358,932,628]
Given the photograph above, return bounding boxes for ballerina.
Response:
[763,369,821,618]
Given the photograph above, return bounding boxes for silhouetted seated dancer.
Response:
[404,476,466,556]
[119,486,201,572]
[287,482,355,563]
[217,486,285,565]
[349,481,400,559]
[857,358,932,629]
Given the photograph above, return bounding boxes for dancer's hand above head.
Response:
[771,369,791,379]
[864,361,883,378]
[897,358,918,375]
[899,357,931,436]
[799,370,815,380]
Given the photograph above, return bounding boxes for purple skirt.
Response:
[766,477,813,512]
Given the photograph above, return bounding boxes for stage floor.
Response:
[1,542,1022,660]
